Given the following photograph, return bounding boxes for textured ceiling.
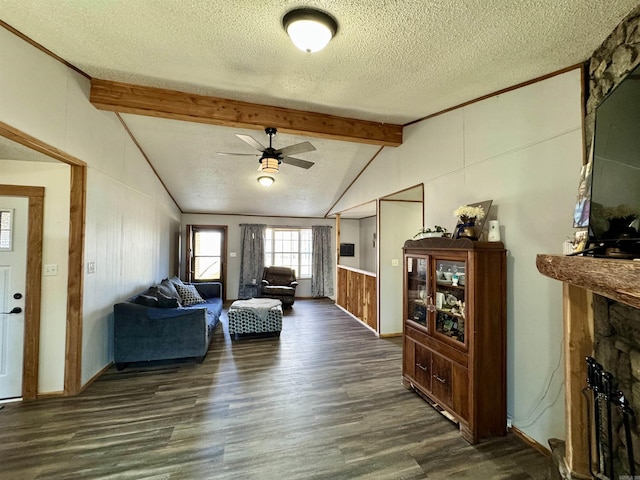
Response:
[1,1,638,217]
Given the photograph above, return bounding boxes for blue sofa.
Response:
[113,278,223,370]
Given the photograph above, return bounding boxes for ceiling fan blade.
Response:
[236,134,265,151]
[217,152,260,157]
[277,141,316,156]
[281,156,314,169]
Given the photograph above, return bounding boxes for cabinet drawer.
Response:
[414,344,432,391]
[431,353,452,406]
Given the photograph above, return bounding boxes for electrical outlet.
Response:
[87,262,96,274]
[506,416,513,429]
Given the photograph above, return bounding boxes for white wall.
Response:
[181,214,346,300]
[330,69,583,446]
[358,216,377,273]
[378,201,422,335]
[0,28,181,391]
[338,218,360,270]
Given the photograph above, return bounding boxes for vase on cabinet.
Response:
[457,224,479,240]
[456,215,479,240]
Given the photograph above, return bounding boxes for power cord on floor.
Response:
[510,335,565,428]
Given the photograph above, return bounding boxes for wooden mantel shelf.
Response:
[536,254,640,310]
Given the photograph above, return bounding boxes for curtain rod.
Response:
[238,224,332,228]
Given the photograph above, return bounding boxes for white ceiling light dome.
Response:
[283,8,338,53]
[258,176,275,187]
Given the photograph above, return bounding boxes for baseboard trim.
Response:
[379,332,402,338]
[510,425,552,458]
[36,391,65,399]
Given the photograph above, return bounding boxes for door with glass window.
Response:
[0,198,27,400]
[186,225,227,295]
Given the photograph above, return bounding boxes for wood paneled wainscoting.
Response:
[336,265,377,332]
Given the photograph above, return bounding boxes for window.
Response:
[0,209,13,251]
[265,228,312,278]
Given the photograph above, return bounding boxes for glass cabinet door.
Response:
[433,259,466,347]
[406,256,428,329]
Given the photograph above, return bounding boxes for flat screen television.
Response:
[587,62,640,258]
[339,243,355,257]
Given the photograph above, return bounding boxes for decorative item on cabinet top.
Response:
[414,225,450,239]
[453,200,493,241]
[487,220,501,242]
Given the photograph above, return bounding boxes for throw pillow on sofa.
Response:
[145,286,183,308]
[156,278,182,302]
[175,283,206,306]
[157,292,180,308]
[133,294,159,307]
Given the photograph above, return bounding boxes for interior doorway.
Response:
[1,121,87,398]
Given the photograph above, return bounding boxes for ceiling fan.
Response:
[217,127,315,173]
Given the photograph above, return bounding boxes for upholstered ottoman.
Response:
[228,298,283,338]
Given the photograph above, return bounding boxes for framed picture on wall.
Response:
[573,160,592,228]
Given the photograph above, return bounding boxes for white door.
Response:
[0,196,27,400]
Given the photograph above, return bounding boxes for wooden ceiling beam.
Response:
[90,79,403,147]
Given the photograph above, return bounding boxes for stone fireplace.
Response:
[592,294,640,475]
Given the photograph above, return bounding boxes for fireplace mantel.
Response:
[536,254,640,478]
[536,254,640,309]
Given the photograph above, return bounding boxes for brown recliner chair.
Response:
[260,266,298,308]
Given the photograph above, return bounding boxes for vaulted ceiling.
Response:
[1,1,638,217]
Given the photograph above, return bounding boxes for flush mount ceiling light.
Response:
[257,176,275,187]
[283,8,338,53]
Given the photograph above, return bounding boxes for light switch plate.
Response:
[43,264,58,276]
[391,259,399,267]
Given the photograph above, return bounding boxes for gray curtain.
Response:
[311,225,333,297]
[238,224,266,299]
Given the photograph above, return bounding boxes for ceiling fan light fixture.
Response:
[283,8,338,53]
[260,157,280,174]
[260,157,280,173]
[258,176,275,187]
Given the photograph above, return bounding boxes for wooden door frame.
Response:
[0,122,87,398]
[185,224,227,300]
[0,184,43,400]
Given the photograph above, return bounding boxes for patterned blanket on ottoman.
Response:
[228,298,283,337]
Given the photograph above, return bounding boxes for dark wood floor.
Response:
[0,299,552,479]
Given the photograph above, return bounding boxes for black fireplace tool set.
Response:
[584,356,636,479]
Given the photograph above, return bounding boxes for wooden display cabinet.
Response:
[402,237,507,443]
